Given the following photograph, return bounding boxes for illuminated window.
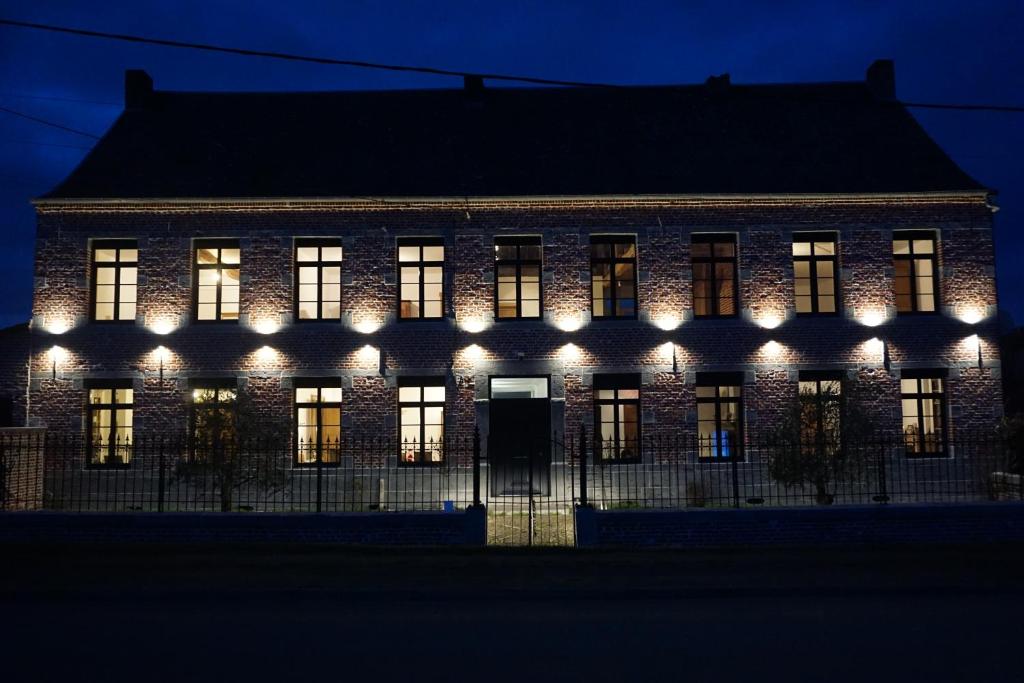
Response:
[594,374,641,462]
[590,236,637,319]
[901,372,947,456]
[295,239,343,321]
[189,380,237,453]
[398,377,445,464]
[793,233,838,315]
[798,372,843,446]
[294,380,342,466]
[398,238,444,320]
[495,236,542,319]
[86,380,133,467]
[696,373,743,460]
[91,240,138,322]
[194,240,240,322]
[692,235,738,318]
[893,232,938,313]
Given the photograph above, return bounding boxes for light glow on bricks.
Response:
[44,318,71,335]
[755,313,783,330]
[555,314,584,332]
[147,318,177,335]
[858,310,887,327]
[957,307,985,325]
[459,317,488,334]
[353,318,381,334]
[653,315,681,331]
[253,319,280,335]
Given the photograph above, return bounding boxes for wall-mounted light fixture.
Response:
[49,345,67,379]
[967,334,983,369]
[153,345,170,384]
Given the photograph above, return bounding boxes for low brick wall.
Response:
[1,428,44,510]
[575,503,1024,548]
[0,506,486,545]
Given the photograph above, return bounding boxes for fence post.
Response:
[315,440,323,513]
[157,435,166,513]
[472,427,482,507]
[730,448,740,509]
[876,436,889,503]
[528,442,535,547]
[579,423,589,508]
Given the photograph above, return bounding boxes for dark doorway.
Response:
[488,377,551,496]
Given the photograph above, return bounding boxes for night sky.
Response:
[0,1,1021,329]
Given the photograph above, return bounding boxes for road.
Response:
[1,544,1021,681]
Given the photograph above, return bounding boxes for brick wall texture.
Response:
[27,195,1003,463]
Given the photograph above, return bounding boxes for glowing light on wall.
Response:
[653,315,681,331]
[148,318,176,335]
[756,313,783,330]
[49,345,67,379]
[958,307,985,325]
[559,342,581,362]
[353,318,381,334]
[555,314,584,332]
[461,344,485,364]
[357,344,379,365]
[759,340,784,358]
[253,319,280,335]
[460,318,488,334]
[151,346,171,382]
[858,310,887,328]
[965,334,983,368]
[45,318,71,335]
[256,345,278,363]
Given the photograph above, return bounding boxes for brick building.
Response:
[24,61,1002,500]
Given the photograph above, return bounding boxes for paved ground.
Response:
[1,543,1022,681]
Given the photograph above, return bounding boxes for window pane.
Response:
[495,245,518,260]
[322,246,343,262]
[220,303,239,319]
[422,246,444,261]
[118,303,136,320]
[792,242,811,256]
[296,246,319,262]
[95,285,116,303]
[96,267,116,285]
[321,301,341,318]
[321,284,341,303]
[120,267,137,285]
[295,387,318,403]
[893,240,910,255]
[222,269,240,286]
[423,386,445,402]
[912,239,934,254]
[521,300,540,317]
[322,266,341,284]
[298,302,317,319]
[196,303,216,320]
[220,249,240,264]
[813,241,835,256]
[299,266,318,284]
[321,387,342,403]
[614,242,636,258]
[520,245,542,261]
[591,243,612,258]
[398,245,420,262]
[95,248,117,262]
[713,242,735,258]
[220,286,239,303]
[398,387,421,402]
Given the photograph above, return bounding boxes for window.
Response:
[696,374,743,460]
[398,239,444,320]
[398,378,445,464]
[893,232,938,313]
[594,374,641,462]
[793,233,838,314]
[294,380,342,465]
[692,235,738,318]
[590,236,637,319]
[189,381,238,451]
[194,240,240,321]
[798,373,843,446]
[86,380,133,467]
[295,239,343,321]
[495,236,542,319]
[92,240,138,322]
[901,372,947,456]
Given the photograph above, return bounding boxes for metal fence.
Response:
[1,429,1021,527]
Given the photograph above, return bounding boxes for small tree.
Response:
[174,387,289,512]
[766,379,874,505]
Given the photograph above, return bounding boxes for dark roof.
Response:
[43,74,984,200]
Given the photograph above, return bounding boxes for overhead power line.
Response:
[0,17,1022,113]
[0,104,101,139]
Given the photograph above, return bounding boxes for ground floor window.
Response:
[798,372,843,447]
[901,371,947,456]
[398,377,445,464]
[189,380,238,457]
[86,380,133,467]
[295,380,342,465]
[697,373,743,460]
[594,374,641,462]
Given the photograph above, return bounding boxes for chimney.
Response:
[463,75,485,97]
[705,73,730,93]
[125,69,153,110]
[866,59,895,100]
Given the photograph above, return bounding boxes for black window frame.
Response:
[691,234,739,319]
[193,239,241,324]
[593,373,642,463]
[293,378,343,467]
[797,370,845,445]
[188,378,238,457]
[900,369,948,458]
[294,238,344,322]
[589,235,639,320]
[85,378,134,469]
[792,232,840,316]
[90,239,138,324]
[397,376,446,466]
[893,230,939,315]
[494,236,543,321]
[397,237,445,321]
[696,372,744,461]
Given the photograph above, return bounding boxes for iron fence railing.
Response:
[1,428,1022,515]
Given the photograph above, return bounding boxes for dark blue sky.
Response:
[1,1,1021,328]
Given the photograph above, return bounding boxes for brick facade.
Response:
[27,194,1002,464]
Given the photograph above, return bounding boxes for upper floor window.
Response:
[590,236,637,319]
[295,239,343,321]
[901,372,946,456]
[294,380,342,466]
[398,377,445,464]
[398,238,444,320]
[86,380,133,467]
[189,380,237,450]
[594,374,641,462]
[692,235,738,318]
[495,236,542,320]
[793,233,838,315]
[894,232,938,314]
[798,372,843,445]
[92,240,137,322]
[696,373,743,460]
[194,240,240,322]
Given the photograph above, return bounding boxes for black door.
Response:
[488,398,551,496]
